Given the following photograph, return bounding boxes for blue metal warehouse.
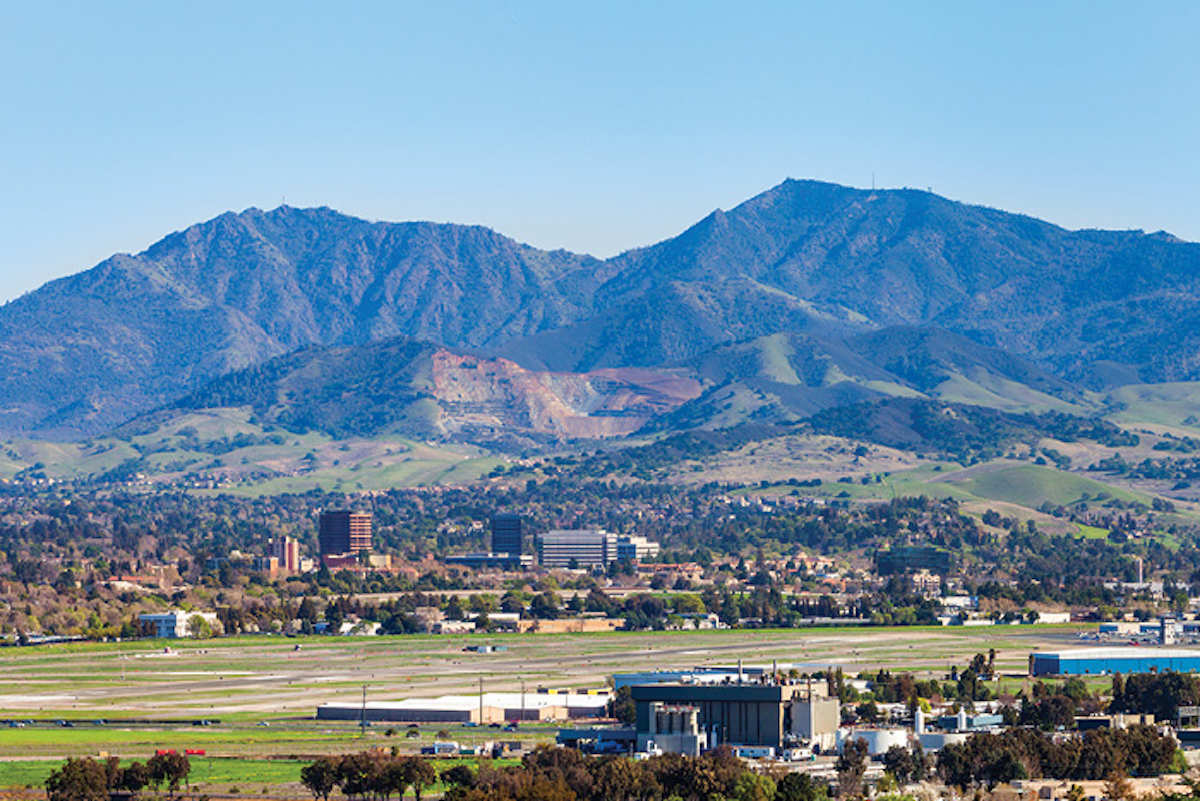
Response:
[1031,648,1200,676]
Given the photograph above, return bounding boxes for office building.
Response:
[539,529,612,568]
[319,510,372,557]
[615,536,660,562]
[492,513,522,555]
[538,529,660,569]
[139,610,220,639]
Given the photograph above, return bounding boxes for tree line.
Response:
[45,752,190,801]
[935,725,1182,788]
[302,747,827,801]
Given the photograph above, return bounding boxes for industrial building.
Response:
[1030,647,1200,676]
[538,529,660,568]
[316,691,610,724]
[629,680,838,754]
[319,510,372,559]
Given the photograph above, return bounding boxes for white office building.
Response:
[139,610,219,638]
[538,529,659,568]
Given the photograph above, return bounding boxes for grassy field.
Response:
[933,372,1090,415]
[1108,382,1200,434]
[1076,524,1112,539]
[952,464,1152,509]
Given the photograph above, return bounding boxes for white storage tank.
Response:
[839,728,909,755]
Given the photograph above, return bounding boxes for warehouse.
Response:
[316,691,610,724]
[1030,648,1200,676]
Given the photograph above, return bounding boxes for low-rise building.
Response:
[316,691,610,724]
[139,610,219,639]
[445,553,535,570]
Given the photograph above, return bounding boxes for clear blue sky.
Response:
[2,1,1198,303]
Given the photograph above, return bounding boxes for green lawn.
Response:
[1076,523,1111,539]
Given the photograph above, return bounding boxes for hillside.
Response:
[505,181,1200,382]
[642,327,1090,432]
[0,208,602,436]
[4,179,1200,439]
[160,336,701,445]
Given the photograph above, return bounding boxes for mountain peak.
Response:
[4,180,1200,439]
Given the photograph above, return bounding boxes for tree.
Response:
[607,685,636,724]
[186,614,212,639]
[440,763,475,790]
[45,757,108,801]
[146,752,190,796]
[733,772,776,801]
[301,756,339,801]
[1111,671,1200,721]
[836,738,869,799]
[1104,770,1135,801]
[777,772,830,801]
[401,758,437,801]
[883,743,927,785]
[335,752,381,801]
[118,761,149,798]
[380,758,411,800]
[856,701,880,723]
[593,757,655,801]
[530,591,561,620]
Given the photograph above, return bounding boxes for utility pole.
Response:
[360,684,367,737]
[478,675,483,725]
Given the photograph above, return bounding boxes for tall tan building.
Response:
[268,536,301,573]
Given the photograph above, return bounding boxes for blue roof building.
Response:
[1031,648,1200,676]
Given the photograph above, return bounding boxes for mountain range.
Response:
[4,179,1200,442]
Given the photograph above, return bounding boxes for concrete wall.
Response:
[790,697,840,741]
